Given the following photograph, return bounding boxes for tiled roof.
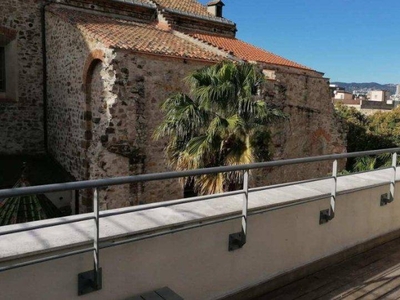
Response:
[0,177,61,226]
[111,0,156,8]
[50,8,222,61]
[191,33,314,71]
[152,0,212,17]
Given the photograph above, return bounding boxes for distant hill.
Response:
[331,82,397,95]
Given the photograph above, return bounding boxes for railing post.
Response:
[229,170,248,251]
[392,153,397,200]
[320,160,337,224]
[242,170,249,241]
[382,152,397,206]
[78,188,102,295]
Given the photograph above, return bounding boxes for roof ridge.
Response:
[189,33,233,55]
[148,0,235,25]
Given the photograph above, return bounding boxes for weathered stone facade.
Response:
[0,0,44,154]
[2,0,346,212]
[46,10,114,181]
[111,53,214,206]
[254,65,345,185]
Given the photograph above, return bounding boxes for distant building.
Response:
[369,90,390,102]
[332,88,360,109]
[329,84,345,98]
[333,91,353,101]
[360,100,394,115]
[353,90,368,99]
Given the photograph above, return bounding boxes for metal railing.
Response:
[0,148,399,295]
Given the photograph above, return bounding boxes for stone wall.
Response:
[109,52,211,205]
[251,65,346,186]
[46,10,111,180]
[45,7,345,209]
[108,53,346,202]
[46,10,209,209]
[0,0,44,154]
[46,9,120,211]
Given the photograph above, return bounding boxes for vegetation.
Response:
[154,61,287,194]
[335,103,399,172]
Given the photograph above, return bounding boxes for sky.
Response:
[199,0,400,84]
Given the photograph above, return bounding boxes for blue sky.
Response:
[200,0,400,84]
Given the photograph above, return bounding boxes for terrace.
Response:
[1,148,400,299]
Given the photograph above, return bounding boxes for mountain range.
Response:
[331,82,397,95]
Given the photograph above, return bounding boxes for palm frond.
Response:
[154,61,287,195]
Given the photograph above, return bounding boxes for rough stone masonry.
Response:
[0,0,346,212]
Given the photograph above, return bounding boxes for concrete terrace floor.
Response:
[256,236,400,300]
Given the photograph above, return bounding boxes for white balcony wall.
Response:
[0,169,399,300]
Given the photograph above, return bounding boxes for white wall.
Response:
[0,170,399,300]
[370,90,387,102]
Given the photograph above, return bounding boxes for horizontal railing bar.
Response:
[1,148,399,198]
[100,215,243,249]
[100,189,244,218]
[0,216,96,236]
[249,176,333,193]
[248,193,331,217]
[0,247,95,272]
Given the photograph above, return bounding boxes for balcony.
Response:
[0,149,400,299]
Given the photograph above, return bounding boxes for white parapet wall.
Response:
[0,169,400,299]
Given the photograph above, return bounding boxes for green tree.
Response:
[369,107,400,145]
[334,103,397,172]
[154,61,287,195]
[353,153,392,172]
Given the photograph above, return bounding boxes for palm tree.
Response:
[154,61,287,195]
[353,153,393,172]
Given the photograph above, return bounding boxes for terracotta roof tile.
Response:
[191,33,314,71]
[50,8,222,62]
[152,0,212,17]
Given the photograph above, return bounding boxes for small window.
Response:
[0,47,5,92]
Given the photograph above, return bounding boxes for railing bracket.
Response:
[229,232,246,251]
[78,268,102,296]
[381,193,393,206]
[319,209,333,225]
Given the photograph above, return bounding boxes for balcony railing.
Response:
[0,148,399,296]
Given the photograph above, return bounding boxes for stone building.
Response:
[0,0,345,212]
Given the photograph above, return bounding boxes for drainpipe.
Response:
[41,0,54,153]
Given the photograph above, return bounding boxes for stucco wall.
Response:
[0,169,397,300]
[0,0,44,154]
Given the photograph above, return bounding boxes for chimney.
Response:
[207,0,224,18]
